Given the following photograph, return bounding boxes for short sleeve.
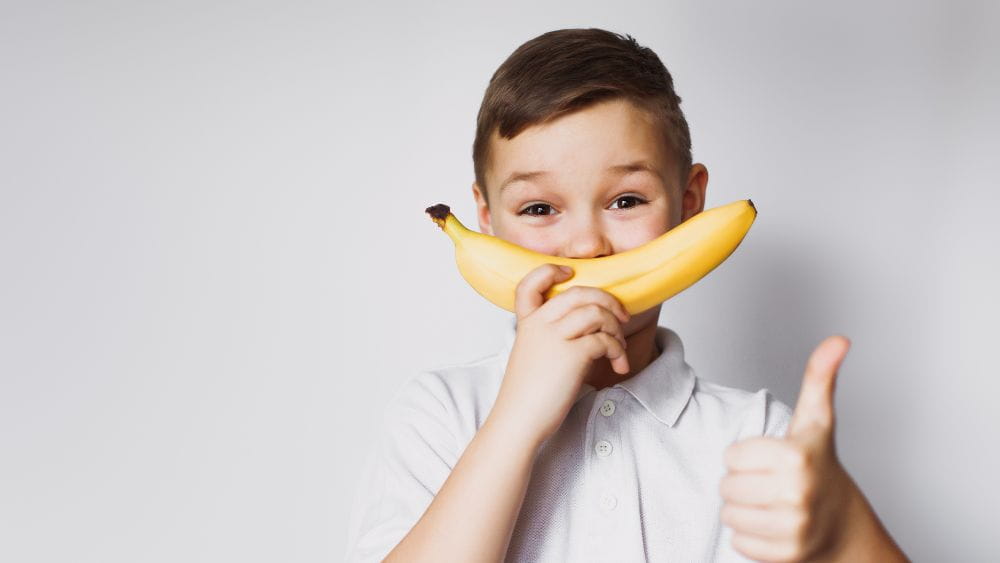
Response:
[731,388,794,443]
[714,389,797,562]
[343,371,461,563]
[762,390,794,438]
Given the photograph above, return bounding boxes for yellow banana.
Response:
[425,199,757,316]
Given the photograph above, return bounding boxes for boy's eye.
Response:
[519,203,554,216]
[611,195,647,210]
[518,195,648,217]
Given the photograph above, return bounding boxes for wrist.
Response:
[483,404,549,452]
[824,475,908,562]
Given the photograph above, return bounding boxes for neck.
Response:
[584,315,661,391]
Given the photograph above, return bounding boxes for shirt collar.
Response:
[499,315,696,427]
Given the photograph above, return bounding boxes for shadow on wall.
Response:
[672,231,832,407]
[704,232,925,554]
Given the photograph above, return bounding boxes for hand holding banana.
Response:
[490,263,633,445]
[424,199,757,315]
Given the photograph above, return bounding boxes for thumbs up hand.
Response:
[718,335,898,562]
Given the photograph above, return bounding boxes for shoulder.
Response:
[687,375,794,439]
[344,351,506,563]
[385,347,507,443]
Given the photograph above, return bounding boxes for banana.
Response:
[425,199,757,316]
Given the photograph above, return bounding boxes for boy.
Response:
[344,28,908,562]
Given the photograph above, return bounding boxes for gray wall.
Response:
[2,1,997,561]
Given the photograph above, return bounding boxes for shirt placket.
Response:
[580,387,642,562]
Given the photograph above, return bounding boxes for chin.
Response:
[624,306,661,335]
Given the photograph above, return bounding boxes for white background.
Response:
[2,1,998,561]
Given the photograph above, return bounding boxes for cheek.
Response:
[513,235,560,255]
[618,218,672,252]
[498,227,561,255]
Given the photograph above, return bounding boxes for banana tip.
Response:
[747,199,756,214]
[425,203,451,228]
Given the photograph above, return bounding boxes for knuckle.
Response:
[785,446,808,470]
[515,275,536,297]
[573,335,594,356]
[600,331,617,347]
[790,508,809,535]
[583,333,605,355]
[542,262,563,275]
[519,264,563,292]
[514,277,528,294]
[606,291,623,305]
[598,334,616,357]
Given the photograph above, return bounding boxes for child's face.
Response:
[473,97,707,258]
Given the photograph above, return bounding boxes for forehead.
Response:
[488,98,672,185]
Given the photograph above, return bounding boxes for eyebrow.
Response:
[499,160,663,192]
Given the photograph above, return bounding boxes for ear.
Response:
[680,163,708,223]
[472,181,494,236]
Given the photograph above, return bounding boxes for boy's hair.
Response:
[473,28,693,207]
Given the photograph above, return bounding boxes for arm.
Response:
[383,409,542,562]
[386,264,629,563]
[720,337,910,562]
[384,263,631,561]
[824,476,909,562]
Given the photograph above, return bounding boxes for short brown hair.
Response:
[473,28,693,206]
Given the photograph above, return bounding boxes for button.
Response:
[595,440,613,457]
[600,493,618,510]
[600,399,616,416]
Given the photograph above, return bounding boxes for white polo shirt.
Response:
[344,316,793,562]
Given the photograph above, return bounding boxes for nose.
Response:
[564,215,613,259]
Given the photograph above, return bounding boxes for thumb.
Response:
[788,335,851,439]
[514,263,573,321]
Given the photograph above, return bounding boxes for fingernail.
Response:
[558,265,573,275]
